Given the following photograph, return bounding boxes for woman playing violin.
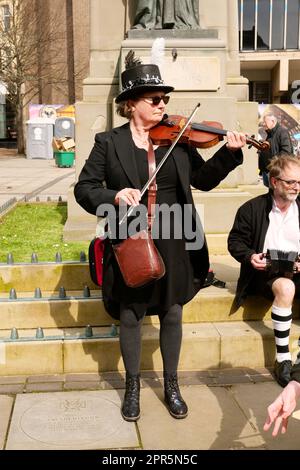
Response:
[74,51,247,422]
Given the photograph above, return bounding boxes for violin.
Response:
[149,114,270,152]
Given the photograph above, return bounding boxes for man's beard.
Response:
[284,192,299,202]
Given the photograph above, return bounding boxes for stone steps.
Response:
[1,257,298,330]
[0,255,240,292]
[0,321,299,376]
[1,254,299,376]
[2,284,300,330]
[0,262,97,293]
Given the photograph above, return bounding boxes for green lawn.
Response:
[0,203,90,263]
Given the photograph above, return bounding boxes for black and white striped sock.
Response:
[271,304,292,362]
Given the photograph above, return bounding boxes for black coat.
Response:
[228,192,300,308]
[291,359,300,383]
[75,122,243,318]
[258,123,293,173]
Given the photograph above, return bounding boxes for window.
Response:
[251,81,272,103]
[239,0,300,51]
[272,0,285,49]
[286,0,300,48]
[257,0,270,49]
[241,0,255,50]
[2,4,11,32]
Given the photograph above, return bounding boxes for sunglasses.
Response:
[141,95,170,105]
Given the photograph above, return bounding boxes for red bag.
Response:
[88,237,105,286]
[112,229,165,288]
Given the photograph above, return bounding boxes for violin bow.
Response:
[119,102,201,226]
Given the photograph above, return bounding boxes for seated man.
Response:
[264,355,300,436]
[228,154,300,387]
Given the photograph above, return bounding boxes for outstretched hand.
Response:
[263,380,300,436]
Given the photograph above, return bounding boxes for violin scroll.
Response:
[247,135,270,152]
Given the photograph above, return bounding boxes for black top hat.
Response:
[115,51,174,104]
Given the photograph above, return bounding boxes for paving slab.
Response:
[231,382,300,450]
[0,157,74,209]
[137,385,266,450]
[6,390,139,450]
[0,395,14,449]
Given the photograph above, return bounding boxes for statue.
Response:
[132,0,200,30]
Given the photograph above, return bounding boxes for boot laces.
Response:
[165,375,181,397]
[125,377,140,401]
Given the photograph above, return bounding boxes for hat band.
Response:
[122,74,164,92]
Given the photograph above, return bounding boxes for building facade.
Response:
[0,0,89,139]
[0,0,299,141]
[239,0,300,103]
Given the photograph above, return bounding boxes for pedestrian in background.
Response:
[258,113,293,187]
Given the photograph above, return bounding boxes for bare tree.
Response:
[0,0,80,154]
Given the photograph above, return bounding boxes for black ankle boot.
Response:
[164,373,188,419]
[121,373,140,421]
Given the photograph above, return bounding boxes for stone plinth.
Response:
[64,0,253,242]
[121,37,227,93]
[127,28,218,39]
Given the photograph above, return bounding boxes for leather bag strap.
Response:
[147,140,157,230]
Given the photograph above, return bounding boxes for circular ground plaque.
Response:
[20,392,125,447]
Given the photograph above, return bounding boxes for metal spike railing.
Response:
[34,288,42,299]
[1,324,119,343]
[2,287,101,302]
[1,251,88,265]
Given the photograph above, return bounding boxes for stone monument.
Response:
[64,0,258,247]
[131,0,200,31]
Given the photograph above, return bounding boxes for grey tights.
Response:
[119,304,183,376]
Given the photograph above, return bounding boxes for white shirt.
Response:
[263,199,300,253]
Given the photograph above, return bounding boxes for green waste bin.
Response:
[54,151,75,168]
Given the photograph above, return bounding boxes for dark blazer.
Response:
[75,122,243,318]
[258,123,293,173]
[228,192,300,308]
[291,359,300,383]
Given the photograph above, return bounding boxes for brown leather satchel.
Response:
[112,142,165,288]
[112,228,165,288]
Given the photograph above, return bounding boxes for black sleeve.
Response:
[258,148,272,173]
[291,358,300,383]
[228,203,256,263]
[279,128,293,154]
[74,133,118,215]
[190,144,243,191]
